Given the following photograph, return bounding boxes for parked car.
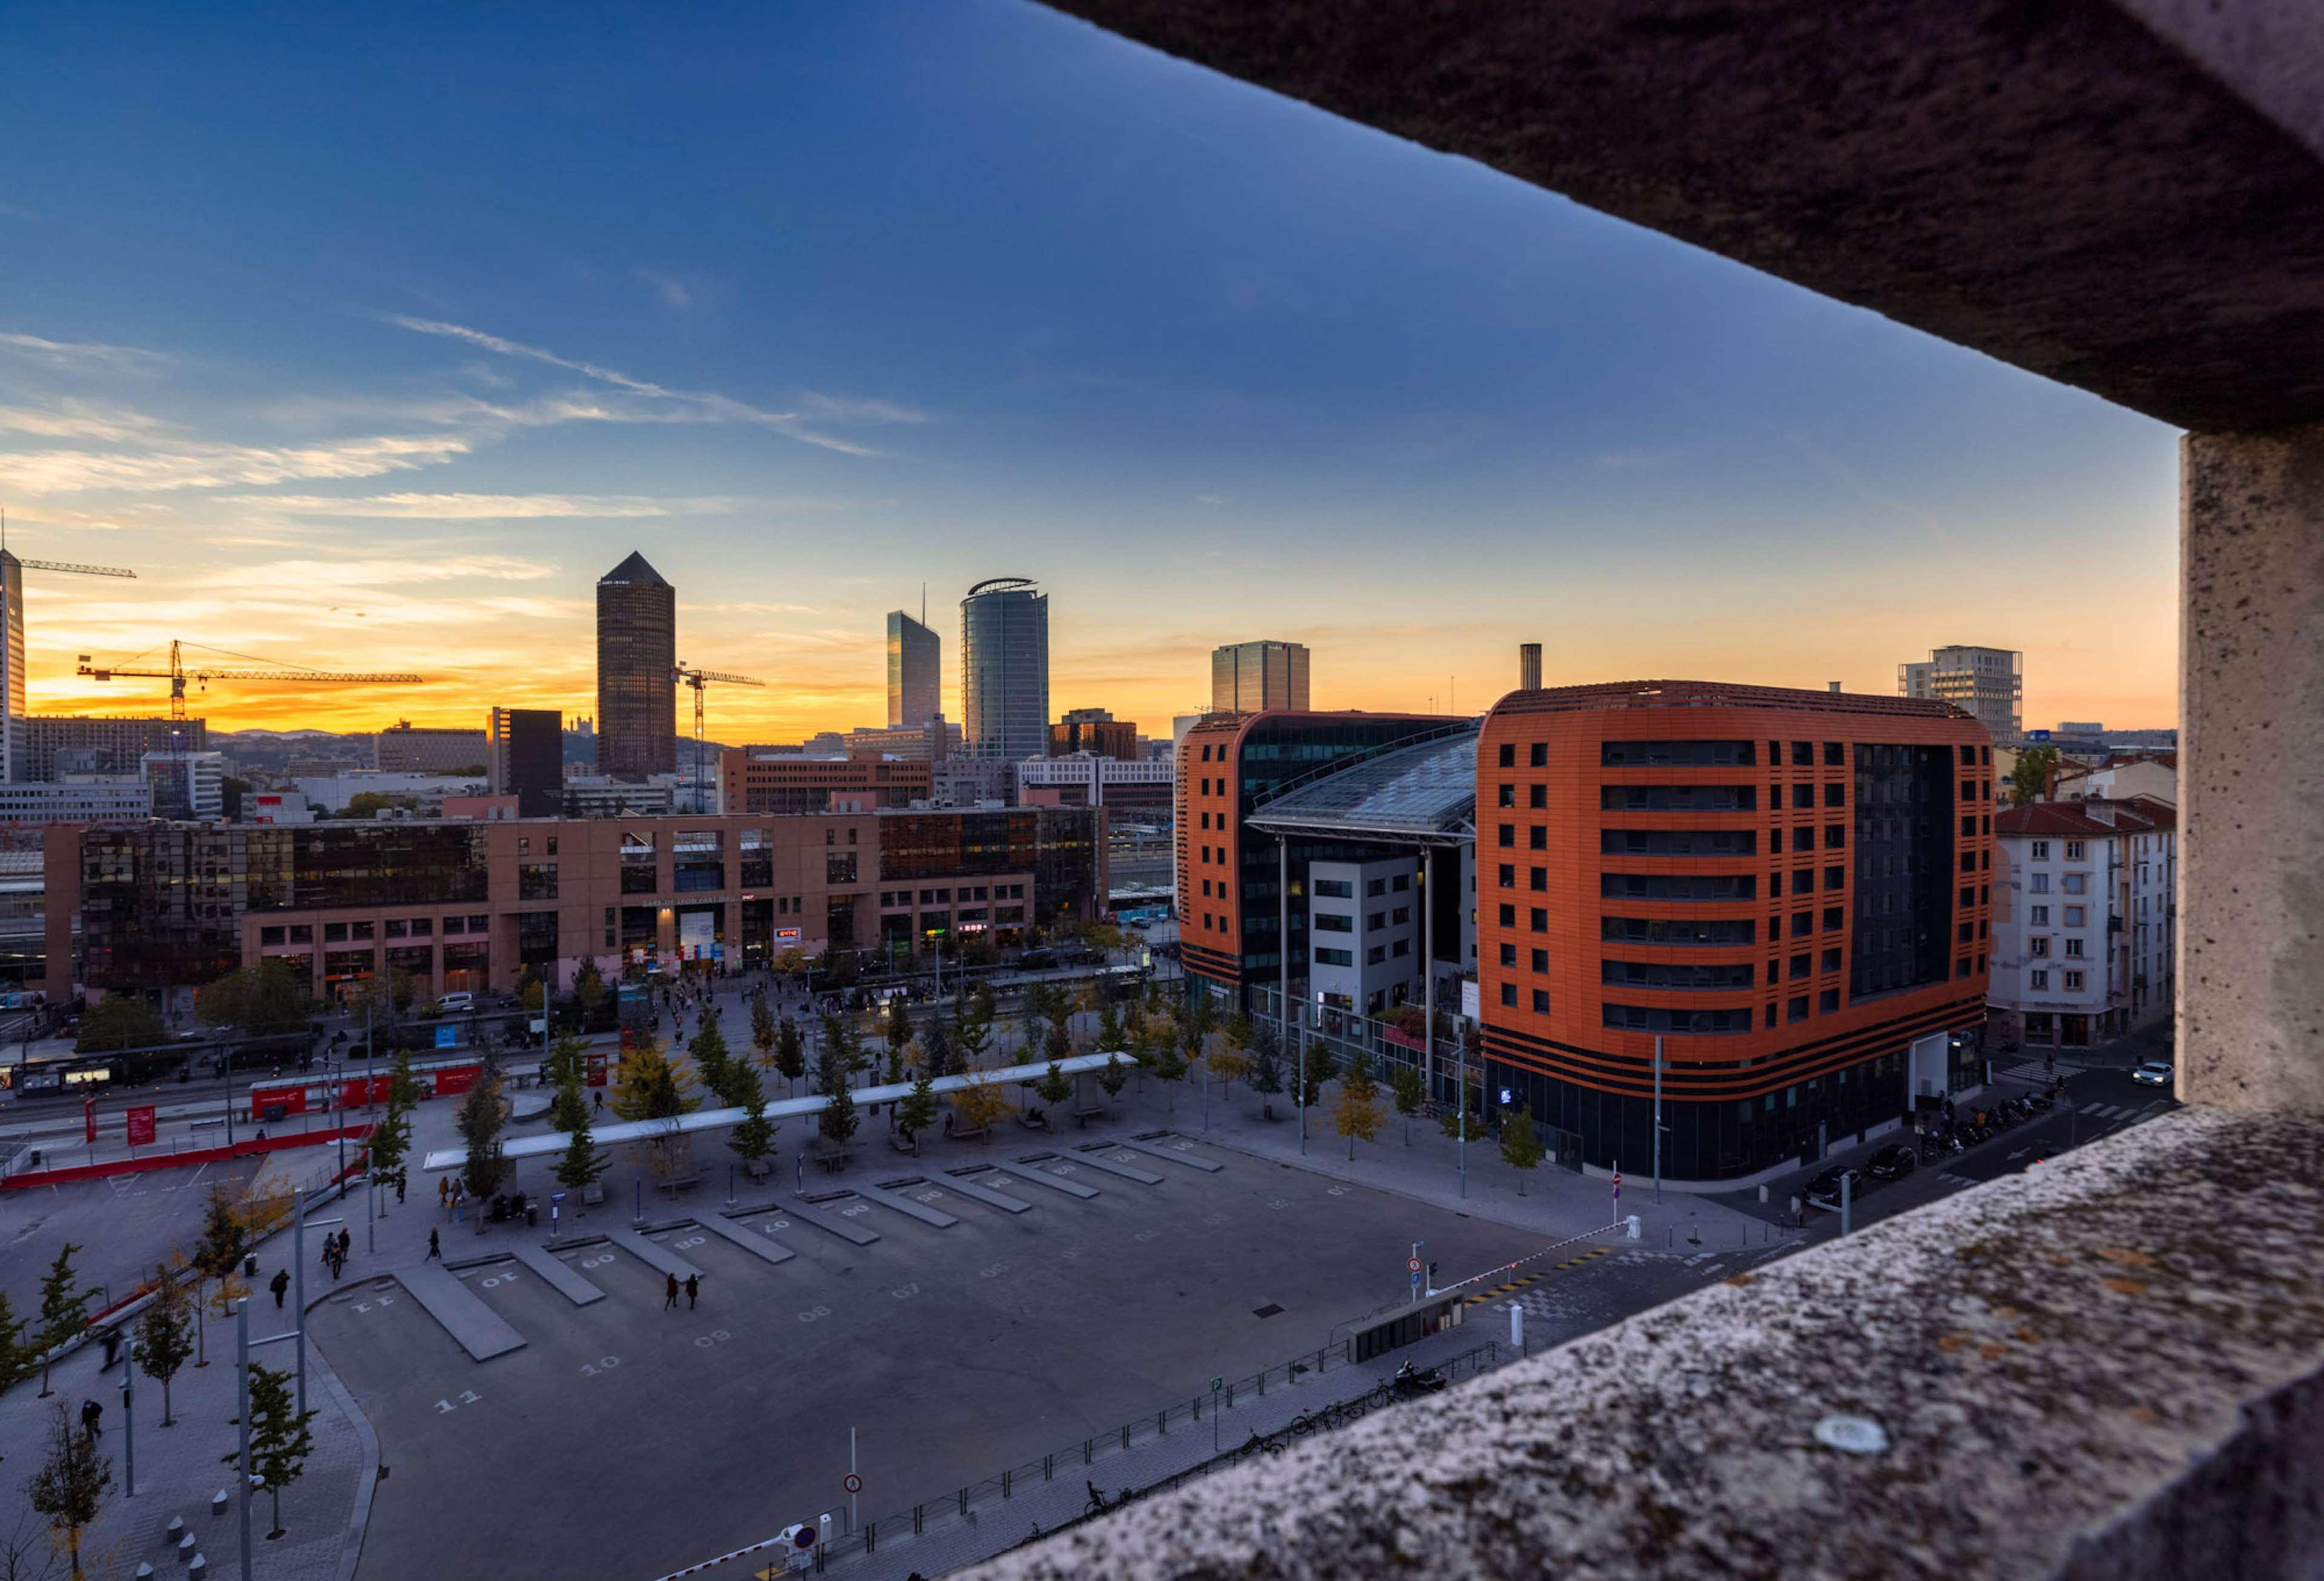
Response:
[1805,1166,1866,1207]
[438,991,476,1013]
[1866,1144,1917,1181]
[2131,1060,2174,1086]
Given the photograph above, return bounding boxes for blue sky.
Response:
[0,1,2179,737]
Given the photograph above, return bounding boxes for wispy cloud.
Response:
[634,269,691,309]
[0,399,169,440]
[191,554,559,587]
[226,492,750,520]
[0,330,170,375]
[381,314,909,456]
[797,392,927,424]
[0,434,472,493]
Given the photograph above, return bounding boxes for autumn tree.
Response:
[2010,744,2060,805]
[920,1016,955,1080]
[1299,1035,1338,1112]
[1332,1050,1385,1160]
[751,994,777,1070]
[610,1038,699,1178]
[193,1183,247,1281]
[194,958,312,1036]
[27,1403,109,1581]
[226,1361,317,1540]
[949,1066,1014,1137]
[1392,1063,1425,1146]
[1499,1103,1545,1195]
[1246,1020,1285,1120]
[74,995,165,1054]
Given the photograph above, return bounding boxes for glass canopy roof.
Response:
[1245,728,1478,845]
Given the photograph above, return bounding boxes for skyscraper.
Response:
[0,553,23,783]
[960,578,1048,761]
[886,610,941,728]
[1899,645,2021,742]
[597,552,676,779]
[1211,639,1311,713]
[489,707,564,818]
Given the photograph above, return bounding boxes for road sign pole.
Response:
[849,1427,859,1534]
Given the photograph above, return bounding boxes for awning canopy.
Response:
[1246,728,1478,847]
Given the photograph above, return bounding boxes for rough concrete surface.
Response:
[2180,424,2324,1117]
[1042,0,2324,433]
[964,1107,2324,1581]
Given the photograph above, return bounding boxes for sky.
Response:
[0,2,2181,743]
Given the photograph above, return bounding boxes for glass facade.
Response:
[596,551,677,777]
[960,579,1048,760]
[1851,744,1955,998]
[886,610,941,728]
[879,809,1099,923]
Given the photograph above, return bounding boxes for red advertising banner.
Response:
[84,1097,97,1144]
[341,1078,370,1111]
[433,1064,480,1097]
[124,1106,157,1147]
[251,1086,309,1121]
[366,1074,395,1104]
[586,1052,610,1088]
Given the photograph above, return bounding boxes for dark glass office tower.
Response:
[960,578,1048,761]
[596,552,676,779]
[887,610,941,728]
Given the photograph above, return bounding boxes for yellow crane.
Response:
[78,639,423,721]
[673,661,765,810]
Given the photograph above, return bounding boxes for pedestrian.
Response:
[439,1175,450,1210]
[100,1328,121,1370]
[340,1227,353,1258]
[663,1273,680,1311]
[271,1269,290,1308]
[594,1090,604,1112]
[685,1273,700,1310]
[395,1172,407,1204]
[80,1399,101,1437]
[427,1229,441,1260]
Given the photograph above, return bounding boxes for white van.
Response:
[438,991,476,1013]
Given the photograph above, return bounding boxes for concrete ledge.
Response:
[964,1108,2324,1581]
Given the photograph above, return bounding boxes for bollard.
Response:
[958,1487,967,1515]
[1044,1453,1053,1481]
[1193,1395,1200,1421]
[1121,1424,1130,1450]
[1159,1410,1167,1436]
[1002,1470,1011,1499]
[865,1526,874,1554]
[914,1504,923,1535]
[1084,1438,1093,1465]
[1226,1382,1236,1407]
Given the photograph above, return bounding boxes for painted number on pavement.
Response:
[580,1356,622,1377]
[433,1390,483,1414]
[889,1282,921,1300]
[693,1329,733,1349]
[797,1305,832,1324]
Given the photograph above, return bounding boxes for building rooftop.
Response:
[1494,679,1971,721]
[599,550,668,587]
[1246,727,1479,845]
[1996,797,2178,839]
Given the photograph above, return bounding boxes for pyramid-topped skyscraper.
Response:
[597,551,676,779]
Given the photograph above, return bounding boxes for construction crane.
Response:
[11,556,137,579]
[78,639,423,721]
[673,661,765,811]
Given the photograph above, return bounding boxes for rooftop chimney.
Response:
[1829,681,1842,692]
[1519,643,1542,691]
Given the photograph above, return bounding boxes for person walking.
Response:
[426,1228,441,1261]
[439,1175,450,1210]
[270,1269,291,1309]
[663,1273,680,1311]
[395,1172,407,1204]
[80,1399,102,1437]
[684,1273,700,1310]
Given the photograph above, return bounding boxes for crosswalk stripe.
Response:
[2079,1103,2105,1115]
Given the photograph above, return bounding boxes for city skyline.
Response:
[1,4,2178,738]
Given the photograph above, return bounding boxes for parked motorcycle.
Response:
[1394,1361,1448,1395]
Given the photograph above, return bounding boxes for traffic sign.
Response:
[550,1192,567,1204]
[1209,1376,1224,1393]
[843,1473,863,1495]
[1407,1256,1423,1274]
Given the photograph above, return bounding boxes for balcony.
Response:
[980,1,2324,1576]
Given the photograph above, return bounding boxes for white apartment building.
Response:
[1899,644,2023,743]
[1308,855,1423,1019]
[0,779,151,824]
[1989,797,2176,1049]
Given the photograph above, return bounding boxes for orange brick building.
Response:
[1475,681,1992,1178]
[719,749,932,815]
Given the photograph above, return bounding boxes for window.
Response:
[1497,784,1515,808]
[1500,982,1517,1006]
[2064,905,2085,926]
[1531,948,1548,973]
[1792,912,1813,937]
[1818,989,1839,1014]
[2030,969,2049,990]
[1532,989,1550,1012]
[1824,782,1845,807]
[1791,741,1812,766]
[1823,906,1843,932]
[1497,864,1515,889]
[1497,744,1515,768]
[546,836,558,856]
[2062,873,2088,895]
[2030,936,2051,957]
[1529,784,1546,809]
[1788,995,1809,1023]
[1529,825,1547,850]
[2029,873,2051,894]
[1789,953,1811,979]
[1825,825,1845,848]
[1768,828,1783,854]
[1961,816,1978,837]
[826,852,857,885]
[1530,908,1549,933]
[2064,937,2085,959]
[1498,824,1514,847]
[1826,865,1845,891]
[1822,948,1842,972]
[1317,948,1354,968]
[1529,867,1547,891]
[1392,939,1410,957]
[1530,743,1547,768]
[1600,740,1754,766]
[324,922,347,943]
[1366,877,1387,897]
[1823,742,1845,767]
[1315,913,1354,933]
[2064,970,2085,991]
[1392,874,1411,891]
[2065,840,2087,861]
[1315,879,1354,898]
[1960,745,1977,766]
[1392,906,1410,925]
[1499,943,1516,967]
[1792,784,1815,809]
[1961,780,1977,803]
[1367,945,1387,965]
[260,925,285,946]
[2030,840,2050,860]
[1498,904,1515,926]
[1960,886,1975,908]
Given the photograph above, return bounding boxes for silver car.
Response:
[2131,1060,2174,1086]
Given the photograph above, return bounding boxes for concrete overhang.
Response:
[1040,0,2324,434]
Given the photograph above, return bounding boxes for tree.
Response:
[346,968,414,1044]
[341,790,418,820]
[955,996,993,1068]
[34,1246,93,1398]
[610,1039,699,1179]
[689,1019,735,1101]
[920,1017,955,1080]
[1332,1050,1384,1160]
[194,959,312,1035]
[1299,1036,1338,1112]
[1096,1051,1128,1109]
[949,1066,1014,1137]
[1042,1017,1073,1068]
[751,995,777,1069]
[0,1291,31,1398]
[883,997,912,1069]
[551,1111,609,1196]
[225,1360,317,1540]
[136,1266,196,1427]
[897,1073,937,1143]
[193,1184,247,1281]
[1392,1063,1425,1146]
[1096,1003,1124,1058]
[815,1040,859,1150]
[1246,1020,1285,1120]
[729,1086,776,1170]
[2010,744,2061,805]
[543,1035,587,1092]
[27,1403,109,1581]
[73,995,165,1054]
[573,960,609,1028]
[1498,1103,1545,1194]
[1035,1060,1073,1115]
[547,1071,591,1136]
[774,1018,806,1093]
[455,1048,512,1205]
